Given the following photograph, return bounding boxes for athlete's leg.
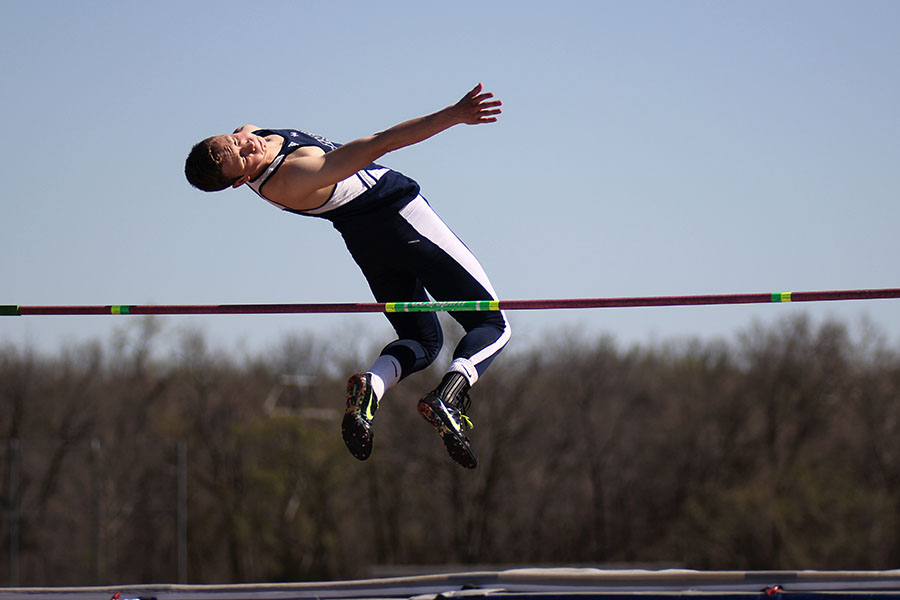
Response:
[397,197,511,387]
[338,219,445,461]
[339,219,445,389]
[396,196,511,469]
[371,273,444,382]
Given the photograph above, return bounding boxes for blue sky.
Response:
[2,1,898,356]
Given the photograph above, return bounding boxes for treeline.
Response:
[2,313,900,586]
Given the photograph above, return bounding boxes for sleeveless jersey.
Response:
[246,128,419,223]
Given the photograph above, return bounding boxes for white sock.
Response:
[448,357,478,386]
[367,354,402,400]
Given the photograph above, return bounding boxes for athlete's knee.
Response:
[455,310,508,337]
[382,327,443,378]
[482,311,511,346]
[484,312,512,359]
[497,311,511,337]
[419,325,443,366]
[490,313,511,355]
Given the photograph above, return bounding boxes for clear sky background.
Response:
[2,1,898,357]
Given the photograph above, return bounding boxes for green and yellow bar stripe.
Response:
[385,300,501,313]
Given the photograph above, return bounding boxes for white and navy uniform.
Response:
[248,129,510,383]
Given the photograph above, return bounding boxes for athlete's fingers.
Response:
[456,83,502,124]
[476,99,502,110]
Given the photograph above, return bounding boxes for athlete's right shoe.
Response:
[417,372,478,469]
[342,373,378,461]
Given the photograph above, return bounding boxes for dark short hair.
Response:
[184,137,237,192]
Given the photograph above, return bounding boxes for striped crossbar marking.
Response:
[385,300,501,313]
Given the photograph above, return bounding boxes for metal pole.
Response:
[177,439,187,584]
[8,439,19,587]
[90,439,101,585]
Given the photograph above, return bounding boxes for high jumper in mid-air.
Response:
[184,83,511,469]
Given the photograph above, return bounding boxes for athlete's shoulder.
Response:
[285,129,340,151]
[233,124,262,134]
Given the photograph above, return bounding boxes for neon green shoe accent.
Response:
[417,392,478,469]
[364,394,377,421]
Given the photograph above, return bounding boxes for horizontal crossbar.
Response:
[2,288,899,316]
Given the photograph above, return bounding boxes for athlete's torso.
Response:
[247,128,420,223]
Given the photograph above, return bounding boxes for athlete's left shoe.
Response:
[342,373,378,460]
[417,372,478,469]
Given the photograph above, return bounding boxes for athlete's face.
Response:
[215,131,269,187]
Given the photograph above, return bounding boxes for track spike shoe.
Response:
[342,373,378,460]
[417,373,477,469]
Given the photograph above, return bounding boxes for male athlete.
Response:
[184,84,510,469]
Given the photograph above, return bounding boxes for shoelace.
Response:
[456,393,474,430]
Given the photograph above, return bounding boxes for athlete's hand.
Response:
[451,83,502,125]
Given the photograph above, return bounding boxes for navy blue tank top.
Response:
[247,129,420,225]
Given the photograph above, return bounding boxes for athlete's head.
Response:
[184,136,236,192]
[185,131,270,192]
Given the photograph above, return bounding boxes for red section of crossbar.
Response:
[15,303,383,316]
[501,288,900,310]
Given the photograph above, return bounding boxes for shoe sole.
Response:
[342,375,373,461]
[417,399,478,469]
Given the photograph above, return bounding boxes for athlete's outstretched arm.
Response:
[270,84,502,199]
[364,82,502,153]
